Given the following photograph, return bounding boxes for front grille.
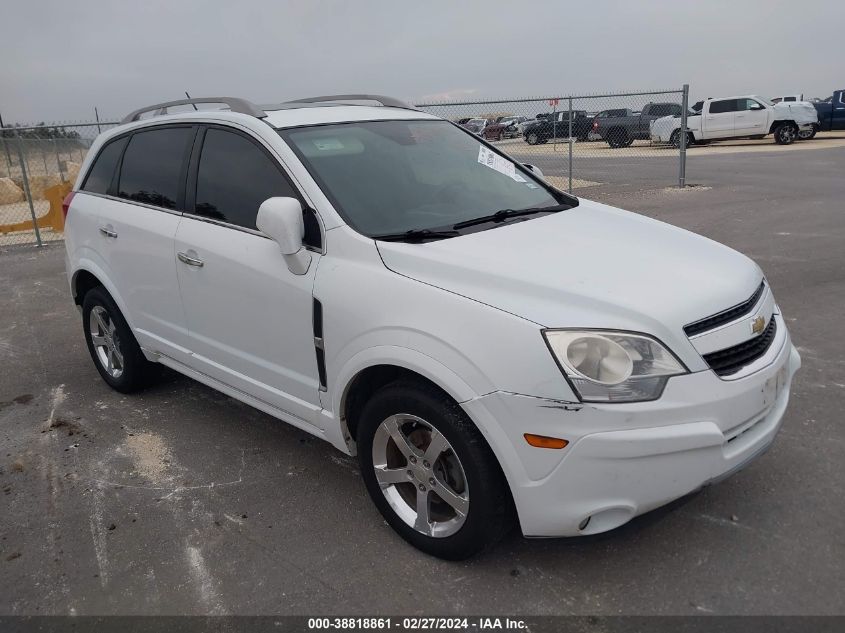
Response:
[703,318,777,377]
[684,282,765,336]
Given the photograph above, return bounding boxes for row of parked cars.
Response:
[650,91,845,147]
[456,87,843,149]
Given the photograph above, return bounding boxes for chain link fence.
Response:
[416,86,690,196]
[1,86,689,248]
[0,122,118,247]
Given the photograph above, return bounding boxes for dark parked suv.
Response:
[522,111,593,145]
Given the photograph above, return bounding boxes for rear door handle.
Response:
[98,226,118,238]
[177,252,204,267]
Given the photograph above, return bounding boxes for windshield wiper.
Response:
[372,228,461,243]
[452,204,569,230]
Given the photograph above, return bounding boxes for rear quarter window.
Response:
[81,137,128,194]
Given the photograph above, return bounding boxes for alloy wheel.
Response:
[778,125,796,144]
[371,414,469,538]
[89,305,124,378]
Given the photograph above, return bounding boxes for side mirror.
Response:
[522,163,544,179]
[256,197,312,275]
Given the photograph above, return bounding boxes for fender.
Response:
[71,247,135,332]
[325,345,526,497]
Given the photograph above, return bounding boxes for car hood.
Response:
[377,199,762,350]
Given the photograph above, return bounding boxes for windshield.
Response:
[755,95,774,106]
[280,120,569,237]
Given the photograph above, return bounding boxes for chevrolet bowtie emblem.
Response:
[751,315,766,334]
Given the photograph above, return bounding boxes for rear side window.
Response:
[118,127,192,209]
[82,137,127,194]
[194,128,299,231]
[709,100,737,114]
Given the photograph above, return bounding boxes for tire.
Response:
[670,130,695,149]
[82,286,158,393]
[798,126,818,140]
[357,379,513,560]
[774,123,798,145]
[526,132,540,145]
[606,128,632,148]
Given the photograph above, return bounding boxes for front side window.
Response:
[194,128,299,231]
[739,98,764,111]
[281,120,569,237]
[118,127,192,209]
[82,136,128,194]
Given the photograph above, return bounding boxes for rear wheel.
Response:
[357,380,513,560]
[606,128,632,148]
[774,123,798,145]
[82,286,158,393]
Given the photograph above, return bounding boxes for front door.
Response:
[174,126,323,427]
[734,98,769,136]
[833,91,845,130]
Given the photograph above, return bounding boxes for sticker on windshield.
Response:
[478,146,518,180]
[312,138,345,151]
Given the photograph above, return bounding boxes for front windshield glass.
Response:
[755,96,774,106]
[281,120,568,237]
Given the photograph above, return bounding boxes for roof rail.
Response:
[285,94,417,110]
[121,97,266,124]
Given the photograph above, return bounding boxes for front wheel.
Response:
[774,123,798,145]
[357,380,513,560]
[670,130,695,149]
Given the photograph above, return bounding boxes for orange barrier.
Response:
[0,181,70,235]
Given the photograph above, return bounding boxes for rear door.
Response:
[734,98,769,136]
[95,125,194,362]
[703,99,737,138]
[174,125,323,427]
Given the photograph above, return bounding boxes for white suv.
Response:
[64,95,801,559]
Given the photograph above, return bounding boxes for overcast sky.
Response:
[2,0,842,124]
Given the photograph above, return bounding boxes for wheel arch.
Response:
[71,269,103,306]
[770,119,796,133]
[70,257,135,331]
[334,348,478,456]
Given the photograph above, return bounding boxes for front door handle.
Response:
[98,226,118,238]
[177,252,204,267]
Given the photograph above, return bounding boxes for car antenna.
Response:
[185,91,199,111]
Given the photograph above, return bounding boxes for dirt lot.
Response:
[1,144,844,616]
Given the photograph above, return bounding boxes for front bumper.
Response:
[462,326,800,537]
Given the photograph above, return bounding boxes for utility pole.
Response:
[0,111,13,176]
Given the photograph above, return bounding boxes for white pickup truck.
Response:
[650,95,818,146]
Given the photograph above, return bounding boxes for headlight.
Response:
[543,330,687,403]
